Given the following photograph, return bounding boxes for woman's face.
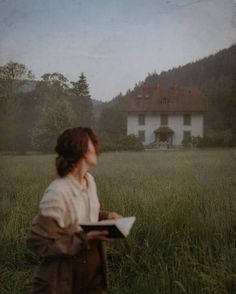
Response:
[84,138,98,167]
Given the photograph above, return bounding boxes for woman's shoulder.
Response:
[41,177,70,201]
[39,178,70,228]
[46,176,69,190]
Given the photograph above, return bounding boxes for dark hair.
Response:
[55,127,99,177]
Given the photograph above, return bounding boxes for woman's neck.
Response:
[70,160,89,188]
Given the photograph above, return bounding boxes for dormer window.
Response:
[160,96,169,104]
[137,94,143,99]
[144,94,150,99]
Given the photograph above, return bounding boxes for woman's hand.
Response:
[107,212,123,220]
[86,230,111,242]
[85,212,123,242]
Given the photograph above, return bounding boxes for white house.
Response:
[119,82,208,147]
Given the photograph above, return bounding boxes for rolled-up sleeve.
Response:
[39,188,66,228]
[26,214,91,257]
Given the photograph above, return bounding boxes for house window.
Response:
[183,114,191,125]
[138,130,145,142]
[138,114,145,125]
[183,131,191,141]
[160,114,168,125]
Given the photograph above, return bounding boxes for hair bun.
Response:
[56,155,75,177]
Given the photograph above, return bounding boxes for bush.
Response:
[97,132,121,152]
[98,133,144,152]
[116,134,144,151]
[198,129,236,147]
[182,136,202,148]
[182,137,192,148]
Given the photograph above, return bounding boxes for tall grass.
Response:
[0,149,236,293]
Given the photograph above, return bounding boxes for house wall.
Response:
[127,112,204,146]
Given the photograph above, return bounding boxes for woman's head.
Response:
[55,127,99,177]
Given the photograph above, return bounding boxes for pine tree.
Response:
[70,73,94,127]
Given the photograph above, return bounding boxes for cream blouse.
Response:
[39,172,100,229]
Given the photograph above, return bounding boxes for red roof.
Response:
[154,126,174,134]
[119,84,208,112]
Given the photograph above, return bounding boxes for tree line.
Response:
[0,61,133,153]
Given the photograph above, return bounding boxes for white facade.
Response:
[127,112,204,146]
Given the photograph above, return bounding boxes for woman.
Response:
[26,126,121,294]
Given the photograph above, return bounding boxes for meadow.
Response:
[0,148,236,294]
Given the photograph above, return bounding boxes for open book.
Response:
[80,216,136,238]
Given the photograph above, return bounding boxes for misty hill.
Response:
[91,99,104,119]
[145,44,236,88]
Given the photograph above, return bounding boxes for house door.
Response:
[160,133,168,142]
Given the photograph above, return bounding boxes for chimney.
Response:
[156,80,161,90]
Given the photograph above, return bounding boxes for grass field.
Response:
[0,148,236,293]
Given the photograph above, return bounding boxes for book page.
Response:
[116,216,136,236]
[80,219,116,226]
[80,216,136,229]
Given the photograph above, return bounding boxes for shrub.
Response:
[198,129,236,147]
[116,134,144,151]
[181,136,200,148]
[181,137,192,148]
[97,132,122,152]
[98,133,144,152]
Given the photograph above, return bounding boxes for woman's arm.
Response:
[99,210,110,221]
[26,213,91,257]
[26,213,111,257]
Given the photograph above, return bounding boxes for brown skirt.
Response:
[71,240,106,294]
[30,240,107,294]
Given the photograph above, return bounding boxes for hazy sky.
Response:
[0,0,236,101]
